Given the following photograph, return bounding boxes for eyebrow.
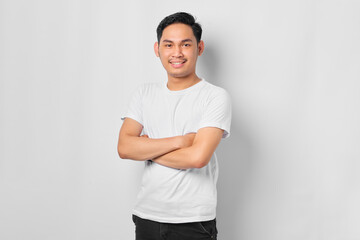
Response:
[162,39,193,43]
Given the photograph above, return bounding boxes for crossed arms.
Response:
[117,118,224,169]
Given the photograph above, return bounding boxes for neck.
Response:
[166,74,201,91]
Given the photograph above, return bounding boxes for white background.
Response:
[1,0,359,239]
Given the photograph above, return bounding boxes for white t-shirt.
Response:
[122,79,232,223]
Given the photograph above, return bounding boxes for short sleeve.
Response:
[198,89,232,138]
[121,85,143,126]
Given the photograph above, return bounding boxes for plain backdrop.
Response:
[1,0,359,239]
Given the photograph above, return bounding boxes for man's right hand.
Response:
[141,133,196,149]
[179,133,196,148]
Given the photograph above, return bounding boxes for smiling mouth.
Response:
[169,59,186,68]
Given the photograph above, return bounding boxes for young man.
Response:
[118,12,231,240]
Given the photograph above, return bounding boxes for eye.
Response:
[184,43,191,47]
[165,44,172,47]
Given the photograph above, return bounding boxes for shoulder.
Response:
[201,80,231,101]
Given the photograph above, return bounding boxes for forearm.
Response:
[118,135,181,161]
[153,145,204,169]
[153,128,224,170]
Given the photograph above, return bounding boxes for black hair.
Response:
[156,12,202,43]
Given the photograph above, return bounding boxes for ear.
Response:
[198,40,205,56]
[154,42,160,57]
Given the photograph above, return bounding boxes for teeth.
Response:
[170,60,186,65]
[171,61,185,65]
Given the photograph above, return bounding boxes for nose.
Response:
[172,46,183,58]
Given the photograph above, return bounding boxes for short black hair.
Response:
[156,12,202,43]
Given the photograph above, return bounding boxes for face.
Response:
[154,23,204,79]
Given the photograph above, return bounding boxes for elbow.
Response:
[192,155,211,169]
[118,145,146,161]
[117,145,129,159]
[118,152,128,160]
[117,150,126,159]
[188,148,211,169]
[193,161,209,169]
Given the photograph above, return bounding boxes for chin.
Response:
[169,72,190,78]
[167,69,194,78]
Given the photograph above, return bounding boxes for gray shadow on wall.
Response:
[197,42,221,83]
[216,123,254,239]
[199,44,254,239]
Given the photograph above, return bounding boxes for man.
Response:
[118,12,231,240]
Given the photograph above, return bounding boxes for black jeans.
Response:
[132,215,218,240]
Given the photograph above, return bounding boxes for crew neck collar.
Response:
[164,79,205,95]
